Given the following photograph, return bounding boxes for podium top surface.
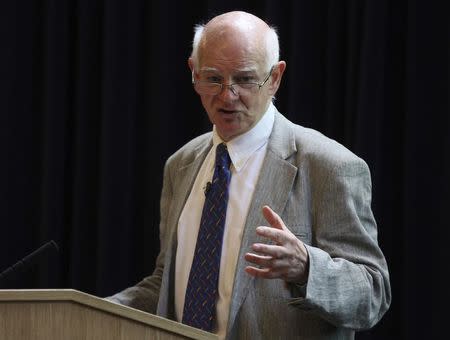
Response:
[0,289,218,340]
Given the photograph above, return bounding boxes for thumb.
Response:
[262,205,286,231]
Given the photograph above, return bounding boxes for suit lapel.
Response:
[172,141,213,233]
[158,137,213,319]
[227,112,298,334]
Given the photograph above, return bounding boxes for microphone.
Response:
[204,181,212,196]
[0,240,59,288]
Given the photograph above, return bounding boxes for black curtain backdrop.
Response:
[0,1,448,339]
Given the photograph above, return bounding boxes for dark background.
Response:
[0,1,448,339]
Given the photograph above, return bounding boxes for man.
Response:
[109,11,391,339]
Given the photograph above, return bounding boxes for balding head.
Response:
[191,11,279,72]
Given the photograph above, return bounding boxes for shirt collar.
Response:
[212,102,275,172]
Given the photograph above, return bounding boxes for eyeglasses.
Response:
[192,66,274,96]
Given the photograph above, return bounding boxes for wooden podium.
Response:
[0,289,217,340]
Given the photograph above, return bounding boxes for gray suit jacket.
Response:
[110,110,391,339]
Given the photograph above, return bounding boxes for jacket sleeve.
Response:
[289,156,391,330]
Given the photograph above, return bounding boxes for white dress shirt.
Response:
[175,103,275,338]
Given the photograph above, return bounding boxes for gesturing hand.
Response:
[244,205,309,284]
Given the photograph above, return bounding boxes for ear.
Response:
[268,61,286,96]
[188,57,194,72]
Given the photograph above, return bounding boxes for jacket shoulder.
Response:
[276,113,368,174]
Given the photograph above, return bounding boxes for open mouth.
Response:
[218,109,238,114]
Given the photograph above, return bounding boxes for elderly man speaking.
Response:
[108,10,391,340]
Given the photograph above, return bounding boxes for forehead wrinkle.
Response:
[199,66,258,73]
[199,66,219,72]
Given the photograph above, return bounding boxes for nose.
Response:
[218,84,239,100]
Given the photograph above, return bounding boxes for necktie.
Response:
[182,143,232,332]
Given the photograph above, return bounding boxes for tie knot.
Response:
[215,143,231,170]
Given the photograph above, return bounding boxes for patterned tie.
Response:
[182,143,232,332]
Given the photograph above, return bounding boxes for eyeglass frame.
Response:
[191,65,275,96]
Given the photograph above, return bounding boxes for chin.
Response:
[216,126,241,141]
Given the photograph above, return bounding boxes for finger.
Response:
[255,227,288,245]
[244,266,282,279]
[251,242,286,257]
[244,252,273,266]
[262,205,286,231]
[245,266,275,278]
[245,252,289,270]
